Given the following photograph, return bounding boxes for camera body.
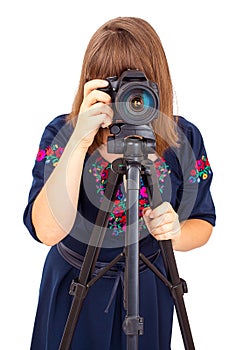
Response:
[98,70,159,125]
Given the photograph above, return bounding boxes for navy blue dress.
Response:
[23,115,216,350]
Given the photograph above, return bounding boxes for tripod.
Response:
[58,127,195,350]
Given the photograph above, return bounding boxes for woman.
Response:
[24,17,216,350]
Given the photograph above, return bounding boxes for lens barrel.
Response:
[115,82,159,125]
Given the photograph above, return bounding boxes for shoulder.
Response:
[43,114,69,133]
[164,116,209,174]
[39,114,73,146]
[176,115,201,137]
[175,116,205,149]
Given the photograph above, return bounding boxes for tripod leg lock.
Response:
[69,279,88,298]
[122,316,144,336]
[170,278,188,299]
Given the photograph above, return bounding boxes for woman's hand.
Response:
[143,202,181,243]
[74,79,113,148]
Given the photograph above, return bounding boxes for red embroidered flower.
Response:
[120,215,126,225]
[101,169,109,179]
[140,187,148,198]
[46,146,54,156]
[189,155,211,183]
[195,159,205,170]
[113,205,124,214]
[90,156,170,236]
[36,144,64,166]
[55,147,64,158]
[190,169,197,176]
[139,199,147,206]
[36,149,46,161]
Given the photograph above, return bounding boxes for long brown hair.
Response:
[66,17,178,155]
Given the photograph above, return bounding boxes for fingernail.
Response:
[144,208,152,217]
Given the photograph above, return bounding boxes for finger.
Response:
[83,79,109,97]
[152,232,175,241]
[81,91,111,112]
[77,105,113,132]
[83,103,113,121]
[143,207,152,217]
[148,202,173,219]
[100,115,113,128]
[155,230,181,241]
[148,213,174,230]
[152,215,180,235]
[83,90,111,108]
[151,222,173,236]
[79,113,111,136]
[96,113,113,127]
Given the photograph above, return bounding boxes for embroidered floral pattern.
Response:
[36,144,64,167]
[89,156,171,236]
[189,155,211,183]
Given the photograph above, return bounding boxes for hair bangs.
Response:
[85,31,152,82]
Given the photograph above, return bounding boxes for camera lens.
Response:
[128,90,155,113]
[116,84,158,125]
[130,95,144,112]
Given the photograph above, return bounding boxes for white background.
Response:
[1,0,242,349]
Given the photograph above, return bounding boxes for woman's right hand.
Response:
[74,79,113,149]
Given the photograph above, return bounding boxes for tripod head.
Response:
[107,123,156,162]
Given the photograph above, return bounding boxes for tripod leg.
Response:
[58,162,123,350]
[122,161,144,350]
[142,159,195,350]
[159,240,195,350]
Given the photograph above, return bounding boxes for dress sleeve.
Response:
[23,115,72,241]
[173,117,216,226]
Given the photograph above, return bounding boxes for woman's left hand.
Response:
[143,202,181,243]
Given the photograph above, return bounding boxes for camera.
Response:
[98,69,159,125]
